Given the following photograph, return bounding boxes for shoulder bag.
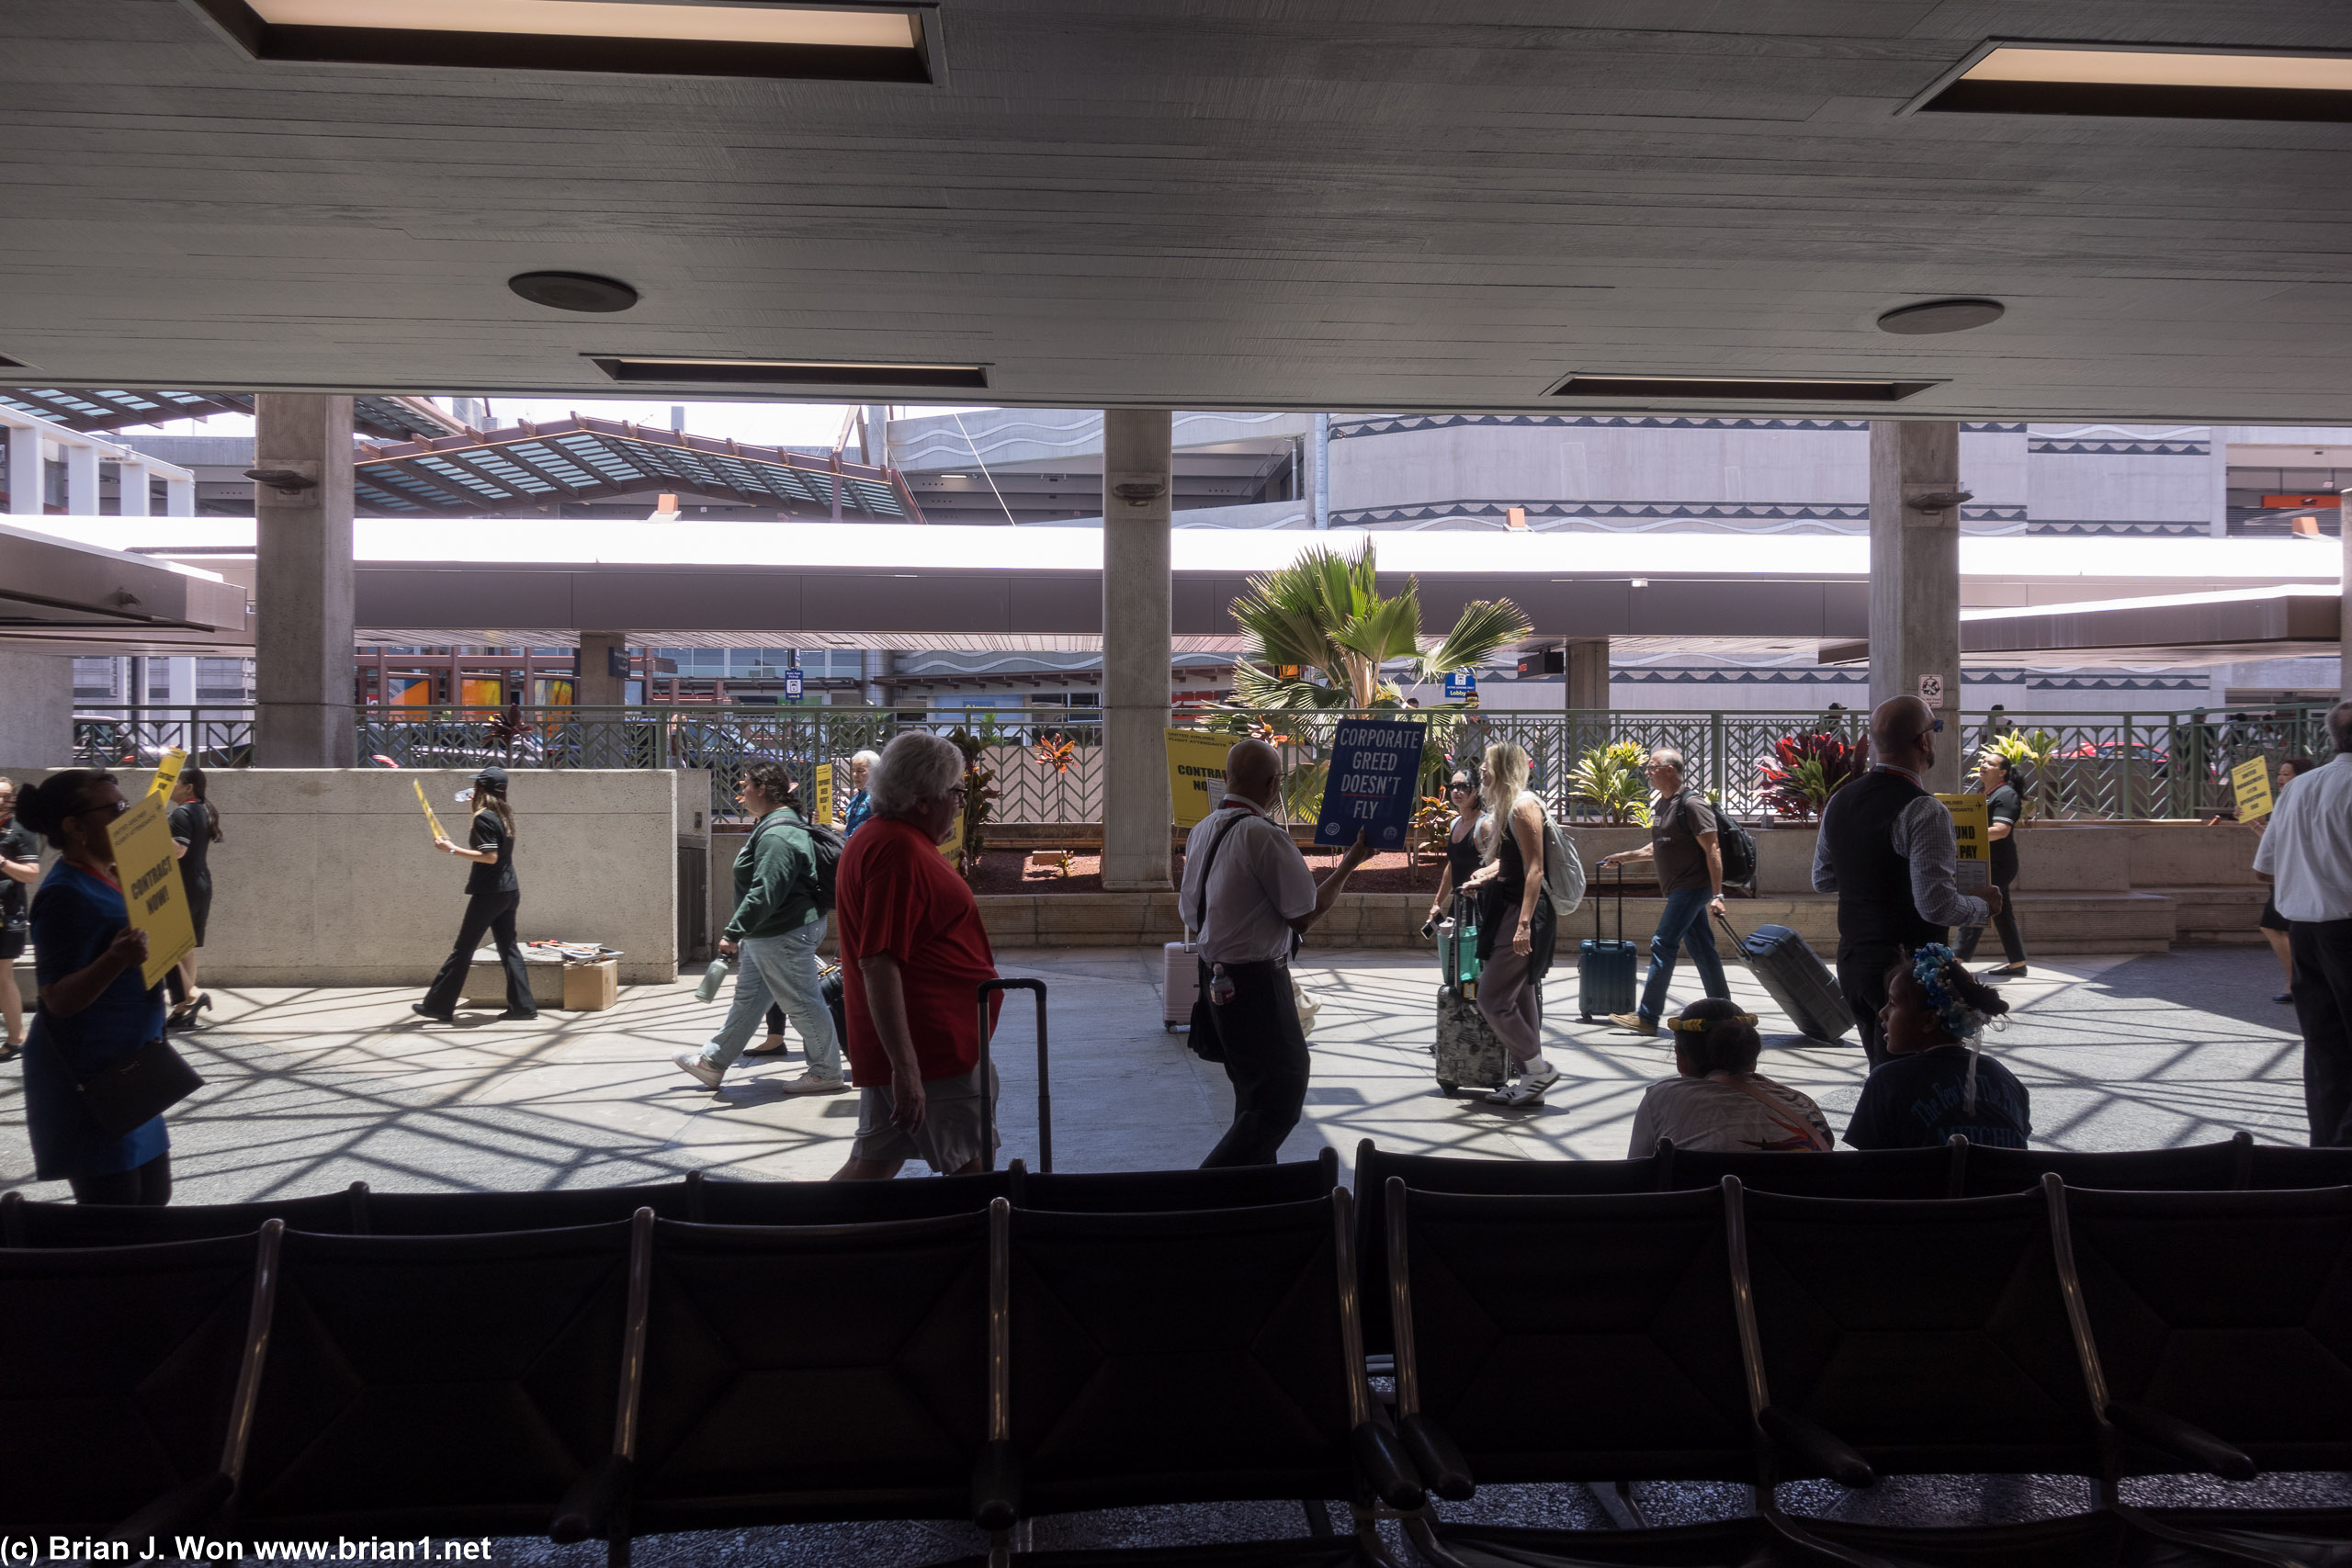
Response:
[62,1022,204,1139]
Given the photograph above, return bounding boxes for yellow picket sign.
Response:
[1935,793,1992,893]
[146,747,187,799]
[113,791,195,988]
[1166,728,1235,829]
[412,778,448,840]
[2232,756,2276,821]
[813,762,835,828]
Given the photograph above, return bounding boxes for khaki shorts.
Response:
[849,1061,999,1174]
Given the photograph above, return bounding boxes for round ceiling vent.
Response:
[1877,298,2005,335]
[508,271,639,313]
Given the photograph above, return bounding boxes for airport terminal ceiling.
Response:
[5,4,2352,423]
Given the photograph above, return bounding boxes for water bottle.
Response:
[695,954,735,1002]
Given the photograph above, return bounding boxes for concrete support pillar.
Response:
[861,404,889,468]
[0,649,74,764]
[1310,412,1331,531]
[1100,408,1174,891]
[164,475,196,515]
[63,441,100,514]
[115,459,151,516]
[2341,494,2352,702]
[576,631,629,705]
[1565,637,1610,711]
[254,394,356,767]
[4,423,40,514]
[1868,420,1964,793]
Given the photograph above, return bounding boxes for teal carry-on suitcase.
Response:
[1577,865,1639,1021]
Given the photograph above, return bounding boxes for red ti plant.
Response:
[1758,732,1867,823]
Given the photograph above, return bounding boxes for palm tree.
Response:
[1227,541,1531,709]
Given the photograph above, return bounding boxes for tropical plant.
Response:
[1757,732,1868,823]
[1979,728,2061,820]
[1410,792,1453,867]
[1033,731,1078,774]
[1227,541,1530,710]
[1567,740,1652,826]
[944,728,999,887]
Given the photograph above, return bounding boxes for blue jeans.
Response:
[1637,887,1730,1022]
[701,921,841,1078]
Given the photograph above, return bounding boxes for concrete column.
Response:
[1100,408,1174,891]
[2208,426,2234,539]
[164,474,196,515]
[1868,420,1964,792]
[253,394,356,767]
[576,631,629,705]
[6,423,42,514]
[2341,494,2352,702]
[1565,637,1610,711]
[62,440,100,514]
[0,649,74,764]
[861,404,889,467]
[1311,412,1331,530]
[115,459,151,516]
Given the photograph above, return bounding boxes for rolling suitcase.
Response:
[1717,915,1852,1043]
[1163,937,1200,1032]
[1432,893,1510,1097]
[1577,865,1640,1021]
[978,977,1053,1171]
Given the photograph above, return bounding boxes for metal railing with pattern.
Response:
[58,704,2339,825]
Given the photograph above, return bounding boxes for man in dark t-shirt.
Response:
[1956,756,2027,976]
[1595,748,1729,1037]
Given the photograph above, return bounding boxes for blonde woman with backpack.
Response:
[1459,742,1563,1105]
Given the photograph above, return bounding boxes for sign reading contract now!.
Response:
[117,785,195,989]
[1166,728,1236,829]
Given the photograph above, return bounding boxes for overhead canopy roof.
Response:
[0,389,463,441]
[0,521,251,652]
[1824,587,2346,670]
[17,516,2336,655]
[353,416,921,520]
[10,6,2352,423]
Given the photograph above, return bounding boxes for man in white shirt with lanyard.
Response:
[1180,739,1373,1167]
[2254,701,2352,1145]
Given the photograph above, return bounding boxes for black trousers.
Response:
[1957,868,2025,964]
[70,1150,172,1206]
[1838,942,1904,1071]
[2289,918,2352,1147]
[1201,959,1309,1168]
[422,889,535,1017]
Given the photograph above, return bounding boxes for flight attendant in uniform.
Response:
[413,766,537,1022]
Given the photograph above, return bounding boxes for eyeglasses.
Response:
[77,799,130,820]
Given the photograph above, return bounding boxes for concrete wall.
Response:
[1,768,690,986]
[0,650,73,767]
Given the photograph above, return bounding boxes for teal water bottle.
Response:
[695,954,735,1002]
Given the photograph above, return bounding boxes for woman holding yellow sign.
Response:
[413,766,536,1023]
[13,769,178,1206]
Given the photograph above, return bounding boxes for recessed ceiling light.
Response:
[510,272,639,314]
[1911,41,2352,120]
[179,0,940,84]
[590,356,989,390]
[1549,375,1935,403]
[1877,299,2006,335]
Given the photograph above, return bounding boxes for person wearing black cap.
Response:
[413,765,535,1022]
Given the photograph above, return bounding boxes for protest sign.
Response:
[1935,793,1991,892]
[1315,720,1426,851]
[113,792,194,987]
[1166,728,1235,829]
[2232,756,2276,821]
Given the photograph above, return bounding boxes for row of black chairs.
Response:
[1385,1173,2352,1568]
[12,1166,2352,1567]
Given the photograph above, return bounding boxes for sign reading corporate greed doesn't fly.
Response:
[1315,720,1425,851]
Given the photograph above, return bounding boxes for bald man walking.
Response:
[1179,740,1373,1167]
[1813,697,1998,1068]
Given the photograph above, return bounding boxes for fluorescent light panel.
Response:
[181,0,935,83]
[593,356,989,389]
[1551,375,1933,403]
[1919,42,2352,119]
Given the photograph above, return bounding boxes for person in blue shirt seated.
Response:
[1845,942,2030,1150]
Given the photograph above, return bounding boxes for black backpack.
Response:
[1713,805,1758,891]
[753,811,846,914]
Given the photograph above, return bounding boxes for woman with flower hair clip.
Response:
[1844,942,2031,1150]
[1625,997,1833,1156]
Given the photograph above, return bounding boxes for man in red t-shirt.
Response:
[831,732,1002,1179]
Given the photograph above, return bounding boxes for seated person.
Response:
[1845,943,2030,1150]
[1626,997,1834,1156]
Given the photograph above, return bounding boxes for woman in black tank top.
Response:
[1422,769,1487,938]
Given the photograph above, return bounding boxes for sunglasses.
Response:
[1448,781,1474,793]
[78,799,130,820]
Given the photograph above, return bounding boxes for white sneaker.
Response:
[779,1072,852,1095]
[673,1049,724,1089]
[1485,1066,1561,1106]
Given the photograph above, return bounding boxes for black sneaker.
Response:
[411,1003,455,1023]
[496,1010,539,1021]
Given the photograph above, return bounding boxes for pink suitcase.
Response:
[1163,940,1200,1031]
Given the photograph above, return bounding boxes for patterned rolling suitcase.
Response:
[1432,893,1510,1097]
[1718,915,1852,1043]
[1577,865,1640,1021]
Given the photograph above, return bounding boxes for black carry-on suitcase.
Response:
[978,978,1053,1171]
[1717,914,1852,1044]
[1433,892,1511,1097]
[1577,865,1640,1021]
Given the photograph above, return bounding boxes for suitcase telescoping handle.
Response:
[1597,863,1626,943]
[977,978,1050,1174]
